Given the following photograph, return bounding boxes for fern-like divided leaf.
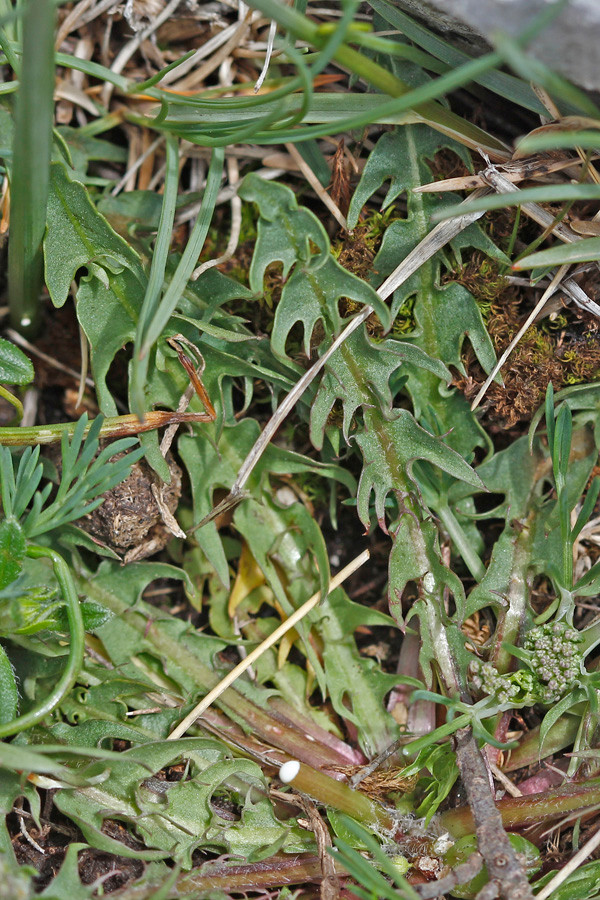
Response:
[0,414,144,541]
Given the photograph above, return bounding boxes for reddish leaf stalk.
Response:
[177,854,344,894]
[440,778,600,838]
[86,577,366,773]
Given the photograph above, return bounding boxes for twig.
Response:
[167,549,370,739]
[415,853,484,899]
[349,737,404,788]
[535,824,600,900]
[454,727,534,900]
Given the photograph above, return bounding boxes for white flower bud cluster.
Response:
[469,622,583,705]
[521,622,582,703]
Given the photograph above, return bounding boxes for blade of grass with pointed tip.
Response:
[139,146,224,359]
[514,236,600,269]
[517,130,600,153]
[7,0,56,336]
[369,0,548,115]
[493,30,600,118]
[131,134,180,417]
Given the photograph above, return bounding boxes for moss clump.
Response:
[442,253,513,313]
[456,299,600,426]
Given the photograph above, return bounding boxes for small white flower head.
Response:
[279,760,301,784]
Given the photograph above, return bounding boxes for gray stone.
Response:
[391,0,600,92]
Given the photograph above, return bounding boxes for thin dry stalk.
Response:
[481,162,582,245]
[468,162,600,408]
[285,141,347,230]
[76,320,89,409]
[55,0,97,48]
[169,12,252,92]
[77,0,122,30]
[535,824,600,900]
[101,0,185,105]
[161,23,240,85]
[489,761,523,798]
[111,135,164,197]
[5,328,96,391]
[167,549,370,739]
[254,18,277,93]
[471,264,569,411]
[414,154,591,194]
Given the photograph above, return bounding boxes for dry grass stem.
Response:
[101,0,185,105]
[471,264,569,411]
[5,328,96,391]
[481,164,582,244]
[489,761,523,798]
[285,142,347,230]
[254,18,277,93]
[169,12,253,92]
[167,548,371,740]
[111,135,165,197]
[55,0,97,48]
[535,825,600,900]
[414,154,593,194]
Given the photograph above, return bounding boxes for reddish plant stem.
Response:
[441,773,600,837]
[178,854,345,894]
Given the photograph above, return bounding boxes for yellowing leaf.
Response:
[228,542,266,617]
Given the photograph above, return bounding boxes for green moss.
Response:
[390,296,417,336]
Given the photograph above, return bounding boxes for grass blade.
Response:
[139,146,225,357]
[131,133,180,417]
[7,0,56,335]
[514,236,600,269]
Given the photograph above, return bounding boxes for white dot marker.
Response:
[279,760,300,784]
